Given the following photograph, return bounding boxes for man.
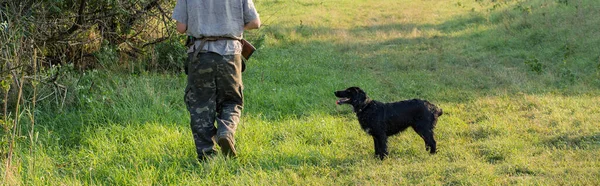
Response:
[172,0,260,161]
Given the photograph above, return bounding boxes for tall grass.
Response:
[2,0,600,185]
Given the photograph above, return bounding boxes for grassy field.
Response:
[3,0,600,185]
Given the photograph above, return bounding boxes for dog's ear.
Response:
[349,87,368,105]
[349,87,365,95]
[348,86,362,93]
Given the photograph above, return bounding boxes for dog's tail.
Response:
[434,106,443,117]
[425,101,443,118]
[425,101,443,128]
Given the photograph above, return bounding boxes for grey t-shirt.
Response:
[172,0,259,55]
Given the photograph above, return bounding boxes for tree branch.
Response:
[123,0,160,34]
[141,37,169,48]
[65,0,87,35]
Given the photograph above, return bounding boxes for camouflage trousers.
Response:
[184,51,243,157]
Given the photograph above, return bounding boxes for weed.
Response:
[524,57,544,74]
[558,0,569,6]
[94,41,119,69]
[559,67,576,85]
[597,55,600,76]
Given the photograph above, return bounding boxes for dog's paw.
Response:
[375,152,389,160]
[427,146,437,154]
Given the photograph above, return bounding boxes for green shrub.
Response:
[94,41,119,69]
[152,37,187,73]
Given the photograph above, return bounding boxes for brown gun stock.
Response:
[241,39,256,61]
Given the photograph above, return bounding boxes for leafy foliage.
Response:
[1,0,176,70]
[151,36,187,73]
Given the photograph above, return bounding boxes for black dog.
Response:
[334,87,443,160]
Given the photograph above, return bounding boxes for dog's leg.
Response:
[414,123,437,154]
[373,136,381,155]
[372,134,388,160]
[423,130,436,154]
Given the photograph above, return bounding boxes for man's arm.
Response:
[172,0,187,34]
[243,0,260,31]
[244,18,261,31]
[176,21,187,34]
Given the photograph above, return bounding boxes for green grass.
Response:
[3,0,600,185]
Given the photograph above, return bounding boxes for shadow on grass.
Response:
[542,133,600,150]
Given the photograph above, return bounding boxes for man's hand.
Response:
[244,18,261,31]
[176,21,187,34]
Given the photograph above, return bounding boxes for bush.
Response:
[151,36,187,73]
[94,41,120,69]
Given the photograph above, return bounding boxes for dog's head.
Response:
[334,87,370,107]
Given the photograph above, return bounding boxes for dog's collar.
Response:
[356,99,373,113]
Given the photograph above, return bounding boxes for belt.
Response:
[190,37,240,56]
[188,36,249,72]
